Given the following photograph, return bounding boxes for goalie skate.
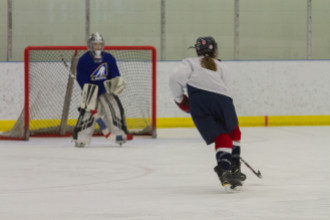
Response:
[109,133,133,146]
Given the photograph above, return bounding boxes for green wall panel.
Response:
[1,0,330,61]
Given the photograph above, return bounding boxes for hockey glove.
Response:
[104,77,127,95]
[175,95,190,113]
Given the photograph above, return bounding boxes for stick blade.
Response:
[256,170,263,179]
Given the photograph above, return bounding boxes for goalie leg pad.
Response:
[81,83,99,111]
[98,93,132,143]
[99,94,125,134]
[73,109,96,146]
[73,84,98,146]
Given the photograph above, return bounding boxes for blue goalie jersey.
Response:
[76,52,120,96]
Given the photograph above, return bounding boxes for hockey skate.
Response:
[214,165,242,192]
[231,162,247,182]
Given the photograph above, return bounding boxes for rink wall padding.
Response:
[1,60,330,131]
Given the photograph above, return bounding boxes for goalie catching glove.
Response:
[104,76,127,95]
[175,94,190,113]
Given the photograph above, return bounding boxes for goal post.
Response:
[0,45,157,140]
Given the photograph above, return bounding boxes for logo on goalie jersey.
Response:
[90,63,108,81]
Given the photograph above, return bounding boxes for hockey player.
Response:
[73,32,132,147]
[169,36,246,192]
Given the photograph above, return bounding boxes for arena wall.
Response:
[1,60,330,130]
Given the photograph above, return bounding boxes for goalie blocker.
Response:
[73,82,132,147]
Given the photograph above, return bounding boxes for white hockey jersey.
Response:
[169,57,232,102]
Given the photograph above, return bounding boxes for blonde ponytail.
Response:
[201,55,217,71]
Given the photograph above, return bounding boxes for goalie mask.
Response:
[87,32,105,63]
[191,36,218,57]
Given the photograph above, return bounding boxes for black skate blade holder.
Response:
[240,157,263,179]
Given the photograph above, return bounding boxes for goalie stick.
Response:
[59,51,78,135]
[240,157,262,178]
[60,53,76,78]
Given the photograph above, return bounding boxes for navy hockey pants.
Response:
[187,85,239,145]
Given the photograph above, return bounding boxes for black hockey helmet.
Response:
[191,36,218,57]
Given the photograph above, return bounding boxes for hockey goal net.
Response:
[0,46,156,140]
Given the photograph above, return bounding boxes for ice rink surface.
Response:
[0,126,329,220]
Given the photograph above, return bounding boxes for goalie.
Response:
[73,32,132,147]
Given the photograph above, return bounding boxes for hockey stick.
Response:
[60,53,76,78]
[240,157,262,179]
[59,51,78,135]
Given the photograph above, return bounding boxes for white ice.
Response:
[0,127,329,220]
